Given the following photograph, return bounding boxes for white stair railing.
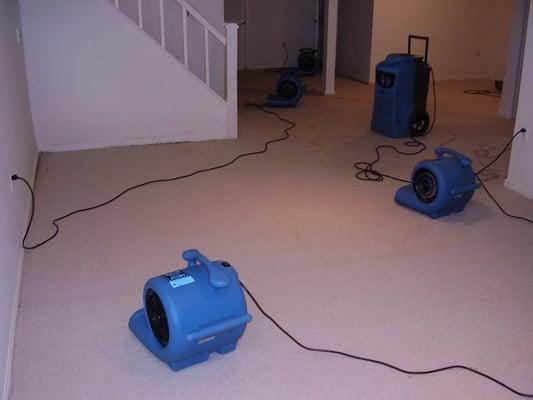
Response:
[111,0,238,137]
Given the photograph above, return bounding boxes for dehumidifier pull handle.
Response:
[435,147,472,166]
[182,249,230,289]
[408,35,429,63]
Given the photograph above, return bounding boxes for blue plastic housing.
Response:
[129,249,251,371]
[395,148,480,218]
[371,53,430,138]
[266,72,306,108]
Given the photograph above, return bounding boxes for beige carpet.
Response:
[11,72,533,400]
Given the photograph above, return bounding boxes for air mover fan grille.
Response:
[278,80,298,100]
[298,54,315,72]
[146,289,170,347]
[413,168,438,203]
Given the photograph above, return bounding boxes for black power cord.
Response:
[474,144,501,181]
[12,106,295,250]
[477,179,533,225]
[353,141,424,183]
[282,42,288,69]
[473,128,533,225]
[464,89,501,98]
[353,66,437,183]
[474,129,524,178]
[240,281,533,398]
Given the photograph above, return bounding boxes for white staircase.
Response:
[111,0,238,138]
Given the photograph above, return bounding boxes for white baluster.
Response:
[204,27,210,87]
[114,0,119,8]
[183,7,189,68]
[137,0,143,28]
[225,23,239,138]
[160,0,166,49]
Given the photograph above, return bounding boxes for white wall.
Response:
[336,0,373,83]
[506,2,533,199]
[116,0,225,97]
[243,0,318,69]
[500,0,530,119]
[0,1,38,399]
[19,0,228,152]
[369,0,514,82]
[322,0,338,95]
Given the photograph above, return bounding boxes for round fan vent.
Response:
[146,289,169,347]
[298,49,316,72]
[278,80,298,100]
[413,168,438,203]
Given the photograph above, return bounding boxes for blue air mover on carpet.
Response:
[371,35,431,138]
[295,48,319,76]
[395,148,480,218]
[129,249,251,371]
[278,48,319,77]
[266,71,306,108]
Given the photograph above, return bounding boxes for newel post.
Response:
[225,23,239,139]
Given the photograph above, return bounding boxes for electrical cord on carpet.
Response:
[474,144,501,181]
[437,126,457,148]
[353,140,425,183]
[473,128,533,225]
[240,281,533,398]
[463,89,501,98]
[11,105,296,250]
[353,67,437,183]
[474,129,524,178]
[282,42,288,69]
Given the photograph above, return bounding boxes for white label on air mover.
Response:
[166,270,195,288]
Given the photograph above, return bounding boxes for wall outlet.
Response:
[10,174,15,192]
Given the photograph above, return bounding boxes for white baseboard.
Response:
[39,131,228,153]
[504,177,533,199]
[2,151,39,400]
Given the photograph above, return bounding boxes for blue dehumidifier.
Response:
[371,35,431,138]
[395,148,480,218]
[129,249,251,371]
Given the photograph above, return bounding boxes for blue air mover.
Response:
[371,35,431,138]
[129,249,251,371]
[279,48,319,77]
[266,71,306,107]
[295,48,319,76]
[395,148,480,218]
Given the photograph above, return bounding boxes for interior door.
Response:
[244,0,319,69]
[336,0,374,83]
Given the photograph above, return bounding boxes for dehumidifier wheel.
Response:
[409,110,430,137]
[146,289,169,347]
[413,168,438,204]
[277,80,298,100]
[297,50,316,73]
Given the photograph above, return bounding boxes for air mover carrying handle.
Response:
[408,35,429,63]
[435,147,472,166]
[183,249,230,288]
